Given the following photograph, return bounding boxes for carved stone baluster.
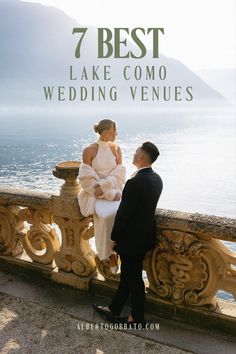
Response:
[95,256,120,282]
[18,207,60,264]
[51,161,96,278]
[145,229,236,309]
[54,216,96,276]
[211,239,236,300]
[0,205,23,256]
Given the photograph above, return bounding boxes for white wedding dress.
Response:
[78,139,126,260]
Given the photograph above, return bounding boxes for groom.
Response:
[93,141,163,327]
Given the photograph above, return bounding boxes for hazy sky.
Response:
[22,0,236,70]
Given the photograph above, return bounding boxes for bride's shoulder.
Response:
[109,142,122,163]
[82,143,98,164]
[88,142,98,149]
[109,142,120,153]
[84,143,98,152]
[109,142,120,149]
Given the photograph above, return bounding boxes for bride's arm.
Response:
[81,145,104,197]
[109,142,122,165]
[116,145,122,164]
[98,164,126,201]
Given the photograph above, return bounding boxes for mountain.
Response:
[196,69,236,106]
[0,0,226,106]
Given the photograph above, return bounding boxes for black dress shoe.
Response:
[92,303,115,322]
[92,304,129,324]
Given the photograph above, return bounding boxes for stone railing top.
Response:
[0,187,235,241]
[156,208,236,242]
[0,187,52,209]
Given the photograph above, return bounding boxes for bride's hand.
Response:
[94,185,103,198]
[113,192,121,201]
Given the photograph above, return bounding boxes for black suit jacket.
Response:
[111,167,163,255]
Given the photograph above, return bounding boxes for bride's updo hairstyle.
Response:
[94,119,116,135]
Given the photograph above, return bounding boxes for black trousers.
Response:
[109,253,146,323]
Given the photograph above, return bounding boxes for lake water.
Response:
[0,106,235,301]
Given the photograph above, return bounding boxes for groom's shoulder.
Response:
[137,168,162,186]
[152,171,163,190]
[125,175,142,189]
[151,169,162,181]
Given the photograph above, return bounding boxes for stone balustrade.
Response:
[0,162,235,325]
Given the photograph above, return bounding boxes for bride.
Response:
[78,119,126,272]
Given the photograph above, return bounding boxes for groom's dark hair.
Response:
[141,142,160,163]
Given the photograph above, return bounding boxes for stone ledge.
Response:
[145,292,236,337]
[0,254,55,278]
[0,187,53,208]
[0,255,93,291]
[156,208,236,241]
[0,187,235,241]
